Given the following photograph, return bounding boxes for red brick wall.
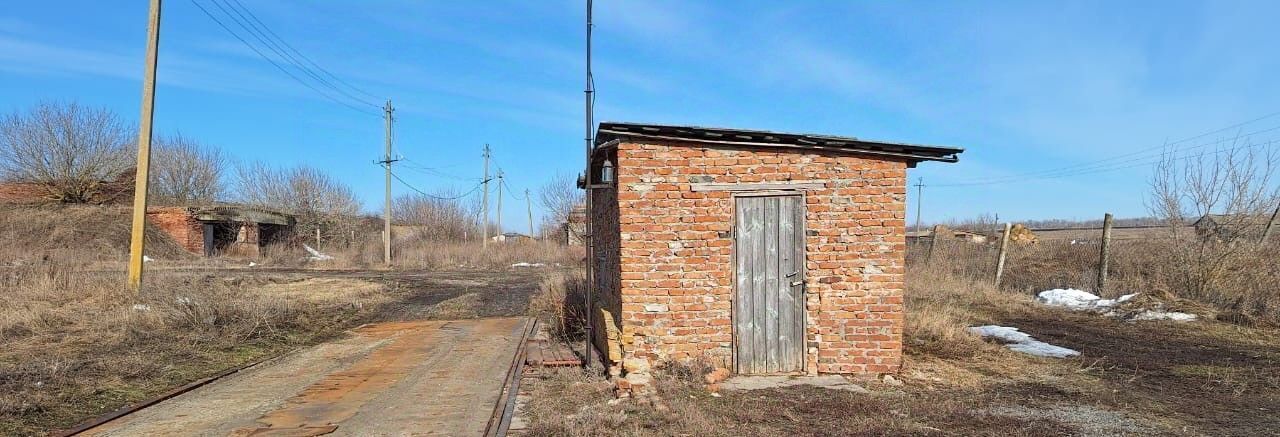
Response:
[601,140,907,375]
[147,207,203,254]
[0,182,49,204]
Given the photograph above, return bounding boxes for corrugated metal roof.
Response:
[595,122,962,163]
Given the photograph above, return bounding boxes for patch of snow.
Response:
[131,304,151,311]
[968,325,1080,358]
[510,262,545,268]
[1129,310,1197,322]
[1037,288,1137,310]
[303,245,333,261]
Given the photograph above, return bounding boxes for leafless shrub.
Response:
[539,172,583,237]
[393,190,482,242]
[150,133,226,205]
[0,101,134,202]
[234,162,362,245]
[1148,138,1280,300]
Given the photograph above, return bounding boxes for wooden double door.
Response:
[733,194,806,374]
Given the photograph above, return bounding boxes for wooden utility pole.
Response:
[926,224,944,264]
[496,169,504,239]
[1261,204,1280,244]
[126,0,163,291]
[1097,213,1114,293]
[526,188,535,238]
[482,144,491,247]
[382,100,394,266]
[994,222,1012,287]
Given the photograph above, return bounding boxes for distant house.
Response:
[906,226,989,244]
[561,205,586,246]
[1193,213,1277,241]
[491,232,532,243]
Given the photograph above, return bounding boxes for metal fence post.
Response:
[994,223,1012,287]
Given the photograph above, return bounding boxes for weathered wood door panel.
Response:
[734,195,805,374]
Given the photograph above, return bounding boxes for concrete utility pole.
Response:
[913,177,924,232]
[497,169,504,239]
[126,0,163,291]
[382,100,395,266]
[481,144,491,247]
[526,188,535,238]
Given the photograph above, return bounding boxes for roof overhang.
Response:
[593,122,962,165]
[191,205,294,226]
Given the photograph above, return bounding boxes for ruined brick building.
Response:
[0,173,294,258]
[587,122,961,376]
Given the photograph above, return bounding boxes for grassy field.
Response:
[0,205,572,435]
[520,259,1280,436]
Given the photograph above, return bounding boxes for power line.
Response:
[225,0,380,101]
[188,0,379,116]
[934,137,1279,188]
[501,176,528,201]
[213,0,379,108]
[933,124,1280,187]
[399,158,481,181]
[390,170,488,200]
[934,112,1280,186]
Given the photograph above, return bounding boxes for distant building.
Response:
[561,205,586,246]
[1193,213,1276,241]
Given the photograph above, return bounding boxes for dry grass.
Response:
[0,206,395,435]
[528,269,589,341]
[521,242,1280,435]
[911,236,1280,326]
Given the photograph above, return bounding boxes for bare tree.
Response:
[235,162,362,245]
[393,189,481,242]
[1147,136,1280,297]
[539,172,583,230]
[150,133,226,205]
[0,101,134,202]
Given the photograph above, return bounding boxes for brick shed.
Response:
[587,122,961,377]
[146,205,294,258]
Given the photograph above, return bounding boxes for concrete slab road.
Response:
[82,317,529,437]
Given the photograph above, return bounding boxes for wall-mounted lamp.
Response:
[600,159,615,184]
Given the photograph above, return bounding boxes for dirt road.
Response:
[83,317,529,436]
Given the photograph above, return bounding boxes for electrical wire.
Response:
[941,111,1280,186]
[189,0,380,116]
[213,0,379,108]
[933,137,1279,188]
[500,177,528,201]
[391,170,488,200]
[932,125,1280,187]
[225,0,381,101]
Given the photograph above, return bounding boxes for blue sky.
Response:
[3,1,1279,230]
